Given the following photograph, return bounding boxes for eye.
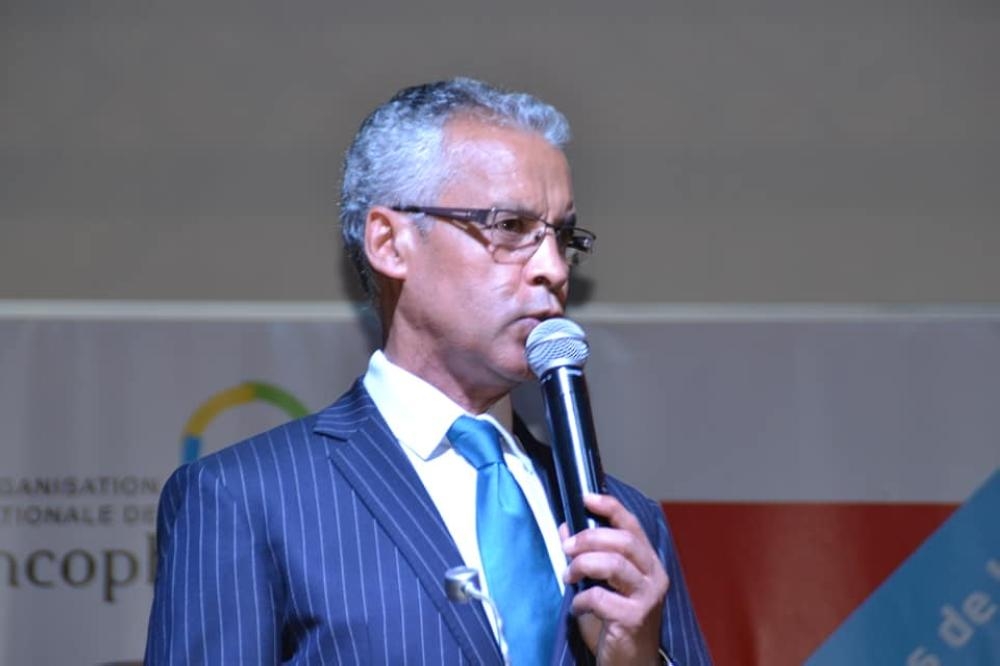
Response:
[493,214,534,236]
[555,226,578,247]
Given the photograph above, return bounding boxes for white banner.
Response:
[1,303,998,664]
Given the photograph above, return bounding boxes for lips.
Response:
[525,306,563,322]
[516,310,562,340]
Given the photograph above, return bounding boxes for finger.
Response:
[563,550,646,594]
[572,587,667,666]
[563,526,659,578]
[583,493,644,534]
[574,611,603,654]
[563,524,636,553]
[570,582,640,623]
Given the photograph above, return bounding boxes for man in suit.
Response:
[145,78,711,665]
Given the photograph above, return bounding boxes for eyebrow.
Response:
[494,205,577,228]
[560,211,578,228]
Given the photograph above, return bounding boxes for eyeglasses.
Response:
[390,205,596,266]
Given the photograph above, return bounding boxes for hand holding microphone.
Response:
[527,318,672,665]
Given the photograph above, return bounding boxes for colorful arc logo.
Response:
[181,381,310,463]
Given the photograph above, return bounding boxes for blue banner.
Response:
[807,468,1000,665]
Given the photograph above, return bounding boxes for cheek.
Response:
[492,265,531,297]
[435,256,524,328]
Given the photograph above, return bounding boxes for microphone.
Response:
[525,318,607,536]
[444,566,510,666]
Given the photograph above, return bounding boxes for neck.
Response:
[386,352,512,414]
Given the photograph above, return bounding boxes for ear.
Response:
[364,206,418,282]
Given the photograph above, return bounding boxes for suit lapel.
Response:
[314,381,503,666]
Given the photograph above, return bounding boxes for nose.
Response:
[525,229,570,293]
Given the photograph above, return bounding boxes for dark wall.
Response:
[2,1,997,303]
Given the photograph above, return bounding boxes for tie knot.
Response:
[448,415,504,470]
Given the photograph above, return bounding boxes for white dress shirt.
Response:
[362,350,567,639]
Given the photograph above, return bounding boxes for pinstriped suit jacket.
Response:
[145,379,712,665]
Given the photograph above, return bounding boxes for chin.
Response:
[485,333,535,386]
[503,359,534,384]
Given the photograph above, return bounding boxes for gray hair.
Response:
[339,77,571,299]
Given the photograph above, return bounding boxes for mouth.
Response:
[517,310,563,337]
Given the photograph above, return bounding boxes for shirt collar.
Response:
[362,350,517,461]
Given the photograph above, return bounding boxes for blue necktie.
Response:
[448,415,563,666]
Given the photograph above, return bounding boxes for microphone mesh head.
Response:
[525,317,589,377]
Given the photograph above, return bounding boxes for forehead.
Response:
[437,116,573,210]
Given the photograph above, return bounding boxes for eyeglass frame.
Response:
[389,205,596,265]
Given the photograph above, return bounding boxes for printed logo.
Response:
[180,381,310,463]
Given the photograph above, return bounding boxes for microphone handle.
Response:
[539,365,607,536]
